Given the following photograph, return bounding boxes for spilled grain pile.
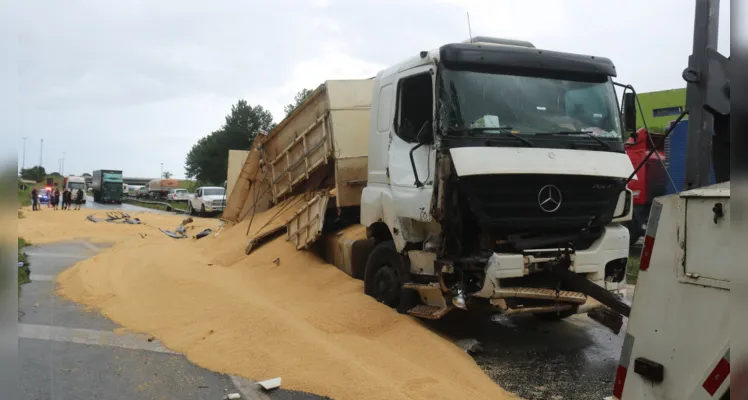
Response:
[19,205,515,400]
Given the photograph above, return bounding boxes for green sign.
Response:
[103,173,123,183]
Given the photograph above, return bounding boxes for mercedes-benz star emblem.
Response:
[538,184,562,213]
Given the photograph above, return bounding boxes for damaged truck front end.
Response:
[360,39,634,321]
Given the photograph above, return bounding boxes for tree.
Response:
[20,166,46,182]
[49,172,61,177]
[82,173,92,178]
[162,171,173,179]
[185,99,274,185]
[284,88,315,117]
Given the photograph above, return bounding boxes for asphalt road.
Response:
[83,196,172,215]
[18,240,328,400]
[428,308,628,400]
[30,197,629,399]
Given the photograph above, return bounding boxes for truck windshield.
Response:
[68,182,85,190]
[439,69,622,140]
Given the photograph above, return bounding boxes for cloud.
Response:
[6,0,731,179]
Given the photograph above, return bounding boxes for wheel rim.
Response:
[373,264,400,306]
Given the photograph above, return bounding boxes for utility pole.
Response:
[39,139,43,168]
[61,152,66,176]
[21,137,27,170]
[160,163,164,179]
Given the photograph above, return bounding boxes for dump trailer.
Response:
[91,170,123,204]
[228,37,637,321]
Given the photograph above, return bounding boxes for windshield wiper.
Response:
[539,130,612,150]
[446,127,534,147]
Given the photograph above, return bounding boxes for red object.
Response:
[626,128,667,205]
[612,364,628,398]
[639,235,655,271]
[702,357,730,395]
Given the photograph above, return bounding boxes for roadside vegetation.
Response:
[122,197,188,213]
[627,254,641,285]
[18,238,31,292]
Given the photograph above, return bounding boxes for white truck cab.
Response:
[359,37,634,318]
[63,176,87,204]
[188,186,226,216]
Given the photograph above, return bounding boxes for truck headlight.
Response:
[613,190,632,219]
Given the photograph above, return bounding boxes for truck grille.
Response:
[459,174,624,233]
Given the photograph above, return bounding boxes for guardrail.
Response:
[121,197,188,214]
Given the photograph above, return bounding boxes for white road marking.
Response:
[19,323,266,399]
[19,323,176,354]
[29,274,55,281]
[25,252,90,259]
[79,240,101,252]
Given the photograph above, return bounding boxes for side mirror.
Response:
[622,93,636,134]
[416,120,433,144]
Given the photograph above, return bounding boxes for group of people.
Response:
[30,187,85,211]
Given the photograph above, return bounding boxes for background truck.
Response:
[91,170,123,204]
[146,178,179,200]
[63,176,87,204]
[187,186,226,216]
[624,127,666,244]
[226,36,637,322]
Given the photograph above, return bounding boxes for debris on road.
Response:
[194,229,212,239]
[159,225,188,239]
[258,377,281,391]
[224,393,241,400]
[455,338,484,354]
[87,211,141,224]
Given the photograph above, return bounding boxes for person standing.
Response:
[61,189,69,210]
[53,188,61,210]
[30,188,39,211]
[74,188,84,210]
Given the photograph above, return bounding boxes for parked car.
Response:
[187,186,226,216]
[166,188,190,202]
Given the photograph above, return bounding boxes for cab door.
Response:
[387,65,436,223]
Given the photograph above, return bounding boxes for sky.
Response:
[2,0,731,179]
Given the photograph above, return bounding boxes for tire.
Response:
[200,204,207,217]
[533,307,578,321]
[188,202,194,216]
[363,241,409,308]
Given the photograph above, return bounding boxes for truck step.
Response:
[403,282,441,291]
[494,287,586,304]
[407,304,453,320]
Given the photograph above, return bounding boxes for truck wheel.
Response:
[188,202,194,216]
[533,307,577,321]
[200,205,207,217]
[364,241,409,308]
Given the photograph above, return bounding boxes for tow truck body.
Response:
[611,0,731,398]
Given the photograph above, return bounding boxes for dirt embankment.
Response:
[19,206,516,400]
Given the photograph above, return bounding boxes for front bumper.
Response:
[203,205,225,212]
[473,223,630,299]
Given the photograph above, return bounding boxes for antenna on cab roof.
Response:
[466,12,473,43]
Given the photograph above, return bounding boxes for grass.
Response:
[18,238,31,292]
[18,181,31,207]
[627,255,641,285]
[122,197,188,213]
